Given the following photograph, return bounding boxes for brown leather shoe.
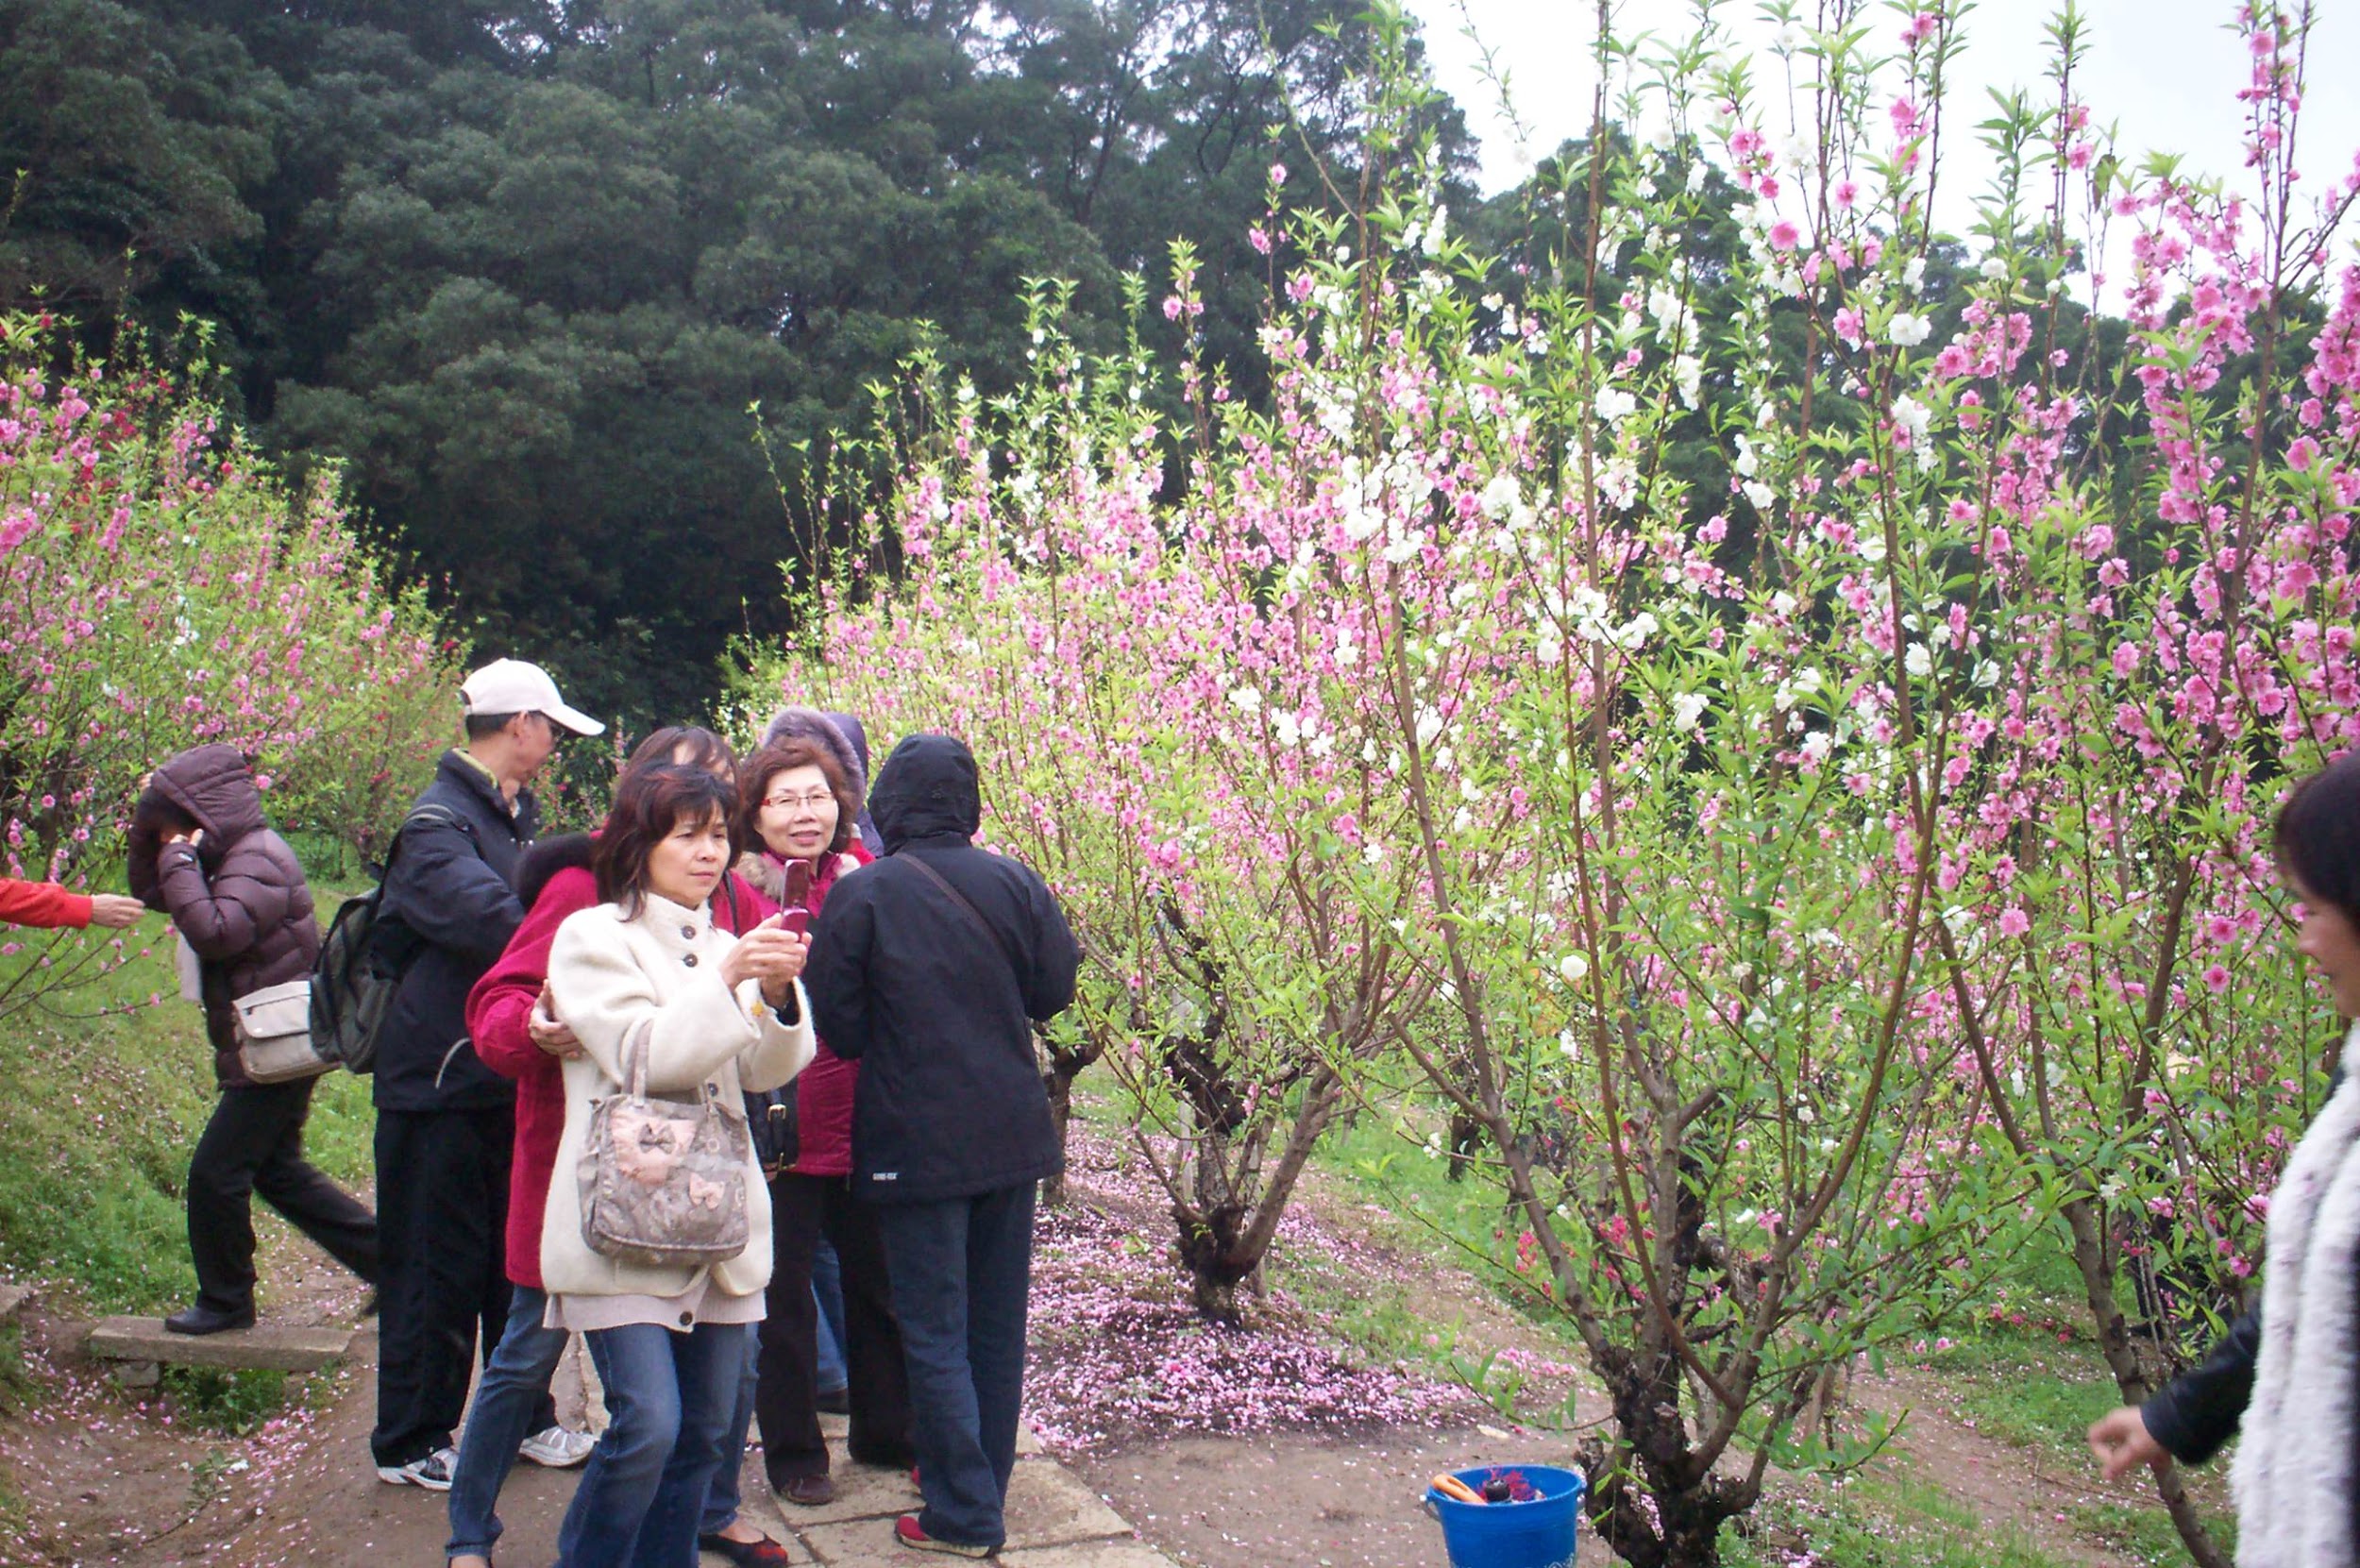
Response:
[772,1473,836,1508]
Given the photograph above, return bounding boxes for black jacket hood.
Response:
[145,745,265,851]
[869,733,981,852]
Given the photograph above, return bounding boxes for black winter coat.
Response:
[803,733,1079,1204]
[373,750,539,1111]
[2141,1307,2258,1464]
[127,746,319,1088]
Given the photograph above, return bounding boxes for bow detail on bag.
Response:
[578,1018,753,1267]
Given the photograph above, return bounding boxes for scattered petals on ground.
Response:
[1025,1127,1482,1453]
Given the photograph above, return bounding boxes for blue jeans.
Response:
[447,1286,567,1560]
[813,1237,849,1393]
[872,1184,1037,1552]
[557,1321,745,1568]
[700,1325,758,1537]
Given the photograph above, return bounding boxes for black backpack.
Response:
[309,805,467,1074]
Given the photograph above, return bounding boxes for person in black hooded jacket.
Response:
[127,745,379,1336]
[801,733,1077,1559]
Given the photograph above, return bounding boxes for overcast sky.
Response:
[1399,0,2360,297]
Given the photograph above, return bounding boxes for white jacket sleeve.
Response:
[550,911,803,1094]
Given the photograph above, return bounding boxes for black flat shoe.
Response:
[164,1302,255,1336]
[815,1385,850,1414]
[697,1531,792,1566]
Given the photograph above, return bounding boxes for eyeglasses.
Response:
[765,790,835,812]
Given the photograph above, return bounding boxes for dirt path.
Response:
[0,1134,2217,1568]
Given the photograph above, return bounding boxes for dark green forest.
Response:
[1,0,1492,719]
[4,0,2140,730]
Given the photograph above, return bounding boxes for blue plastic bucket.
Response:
[1421,1464,1586,1568]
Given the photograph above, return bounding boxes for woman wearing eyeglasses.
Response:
[732,732,916,1514]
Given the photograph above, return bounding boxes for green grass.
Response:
[1722,1475,2074,1568]
[0,856,375,1313]
[0,1324,33,1418]
[1912,1332,2123,1458]
[158,1365,290,1435]
[2071,1500,2236,1566]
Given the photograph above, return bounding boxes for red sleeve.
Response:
[0,878,93,929]
[467,867,598,1082]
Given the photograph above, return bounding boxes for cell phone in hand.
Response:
[779,860,814,936]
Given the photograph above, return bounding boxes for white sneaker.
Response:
[376,1446,458,1490]
[518,1425,597,1468]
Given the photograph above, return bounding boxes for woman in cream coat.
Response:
[545,765,816,1568]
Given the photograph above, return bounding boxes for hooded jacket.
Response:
[126,746,318,1087]
[374,750,539,1112]
[801,733,1079,1204]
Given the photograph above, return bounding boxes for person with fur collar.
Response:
[541,765,815,1568]
[2089,751,2360,1564]
[733,735,913,1509]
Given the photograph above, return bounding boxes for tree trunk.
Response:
[1041,1064,1075,1206]
[2061,1195,2233,1568]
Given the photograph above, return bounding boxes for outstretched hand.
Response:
[2088,1406,2167,1481]
[87,894,145,930]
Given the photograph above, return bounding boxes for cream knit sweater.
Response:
[543,890,815,1304]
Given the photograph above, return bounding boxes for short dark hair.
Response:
[465,711,525,741]
[593,766,739,915]
[2277,750,2360,925]
[627,726,738,781]
[738,740,858,857]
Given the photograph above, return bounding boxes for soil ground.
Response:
[0,1140,2223,1568]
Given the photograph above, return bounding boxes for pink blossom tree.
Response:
[749,0,2359,1559]
[0,319,456,1020]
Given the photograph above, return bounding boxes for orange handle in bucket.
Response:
[1430,1473,1486,1506]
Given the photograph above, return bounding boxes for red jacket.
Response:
[0,877,93,929]
[740,847,868,1177]
[465,843,764,1290]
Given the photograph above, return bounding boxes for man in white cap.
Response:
[370,659,603,1491]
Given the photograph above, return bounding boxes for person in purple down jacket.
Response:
[128,745,378,1336]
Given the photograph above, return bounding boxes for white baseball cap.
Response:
[460,658,605,736]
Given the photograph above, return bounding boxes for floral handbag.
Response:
[578,1019,753,1268]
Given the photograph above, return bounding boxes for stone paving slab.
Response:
[762,1458,923,1526]
[771,1440,1167,1567]
[85,1315,353,1372]
[997,1543,1184,1568]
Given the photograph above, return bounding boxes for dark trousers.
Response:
[872,1183,1036,1551]
[188,1079,378,1313]
[372,1104,550,1466]
[755,1173,914,1483]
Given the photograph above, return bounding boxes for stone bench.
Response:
[84,1316,355,1383]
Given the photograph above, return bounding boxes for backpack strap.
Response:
[368,803,471,882]
[899,852,1021,976]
